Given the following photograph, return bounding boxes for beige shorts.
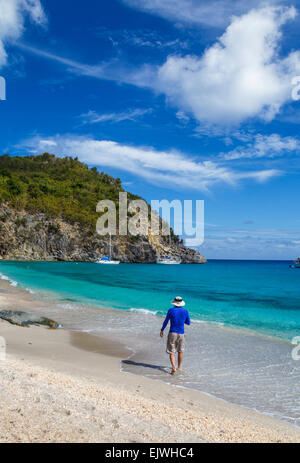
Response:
[166,332,185,354]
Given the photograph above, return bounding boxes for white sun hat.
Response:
[171,296,186,307]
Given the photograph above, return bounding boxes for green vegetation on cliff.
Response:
[0,153,141,229]
[0,154,205,263]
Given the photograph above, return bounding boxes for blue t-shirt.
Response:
[161,307,191,334]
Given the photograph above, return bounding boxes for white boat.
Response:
[157,234,181,265]
[96,256,120,265]
[96,234,120,265]
[157,257,181,265]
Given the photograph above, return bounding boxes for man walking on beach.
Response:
[160,297,190,375]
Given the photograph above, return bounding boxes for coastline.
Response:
[0,283,299,443]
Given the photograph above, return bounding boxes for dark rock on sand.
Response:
[0,310,59,329]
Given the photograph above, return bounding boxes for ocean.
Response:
[0,260,299,427]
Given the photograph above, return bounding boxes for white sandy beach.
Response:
[0,282,299,443]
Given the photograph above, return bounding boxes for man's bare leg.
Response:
[178,352,183,370]
[169,354,176,374]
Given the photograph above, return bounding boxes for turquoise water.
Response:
[0,260,299,426]
[0,260,299,340]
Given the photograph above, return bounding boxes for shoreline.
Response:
[0,285,299,442]
[0,265,295,345]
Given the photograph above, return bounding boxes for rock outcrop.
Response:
[0,310,59,329]
[0,205,206,264]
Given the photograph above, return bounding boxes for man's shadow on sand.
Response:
[122,360,168,373]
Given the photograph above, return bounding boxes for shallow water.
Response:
[0,260,299,426]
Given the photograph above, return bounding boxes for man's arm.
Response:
[160,310,170,336]
[185,311,191,326]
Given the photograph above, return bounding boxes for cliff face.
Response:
[0,206,206,264]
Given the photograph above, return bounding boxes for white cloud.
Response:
[201,224,300,259]
[201,234,300,259]
[16,42,108,77]
[96,27,189,51]
[121,0,285,28]
[147,6,300,128]
[80,108,152,125]
[16,42,158,90]
[20,0,45,24]
[16,134,281,192]
[0,0,46,68]
[222,133,300,160]
[176,110,190,124]
[20,6,300,129]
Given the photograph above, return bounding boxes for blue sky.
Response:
[1,0,300,259]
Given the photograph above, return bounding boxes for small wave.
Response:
[58,303,78,311]
[0,272,37,293]
[192,318,225,327]
[78,329,94,333]
[0,273,18,288]
[130,308,158,316]
[25,288,35,294]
